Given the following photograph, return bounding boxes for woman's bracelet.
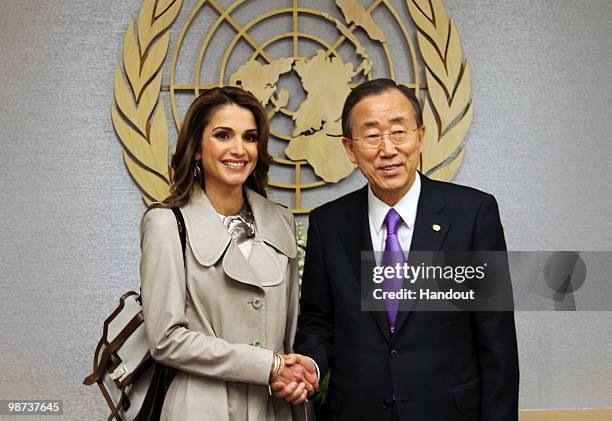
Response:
[270,352,285,379]
[269,353,284,395]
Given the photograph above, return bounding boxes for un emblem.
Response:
[113,0,472,212]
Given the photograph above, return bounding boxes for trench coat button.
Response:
[389,349,399,358]
[252,340,262,347]
[252,298,263,309]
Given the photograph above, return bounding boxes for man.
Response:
[285,78,519,420]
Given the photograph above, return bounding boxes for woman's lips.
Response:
[222,160,247,170]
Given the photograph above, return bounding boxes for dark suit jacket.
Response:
[295,175,519,421]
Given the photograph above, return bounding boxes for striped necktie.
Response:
[382,208,404,334]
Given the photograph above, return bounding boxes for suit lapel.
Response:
[338,186,371,285]
[359,203,392,342]
[338,186,393,342]
[410,187,449,252]
[336,177,451,342]
[393,176,450,338]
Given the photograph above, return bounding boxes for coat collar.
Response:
[246,188,297,258]
[182,185,297,268]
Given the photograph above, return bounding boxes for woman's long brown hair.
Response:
[160,86,272,208]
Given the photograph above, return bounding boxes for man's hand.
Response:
[270,354,319,405]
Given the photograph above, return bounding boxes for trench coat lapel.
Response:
[182,186,296,290]
[246,188,297,259]
[181,186,232,266]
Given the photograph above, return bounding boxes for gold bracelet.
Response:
[271,354,279,379]
[277,353,284,377]
[272,353,284,378]
[271,353,279,379]
[278,353,285,375]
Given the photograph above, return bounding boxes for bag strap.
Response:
[171,207,186,261]
[107,383,129,421]
[83,311,145,385]
[83,292,142,385]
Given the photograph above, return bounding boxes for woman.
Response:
[140,87,316,421]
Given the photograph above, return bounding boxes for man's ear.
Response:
[342,137,358,164]
[417,125,425,153]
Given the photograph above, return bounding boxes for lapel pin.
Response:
[432,224,441,232]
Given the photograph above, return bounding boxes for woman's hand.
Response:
[270,354,319,405]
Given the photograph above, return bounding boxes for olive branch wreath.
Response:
[112,0,182,206]
[112,0,472,205]
[409,0,473,180]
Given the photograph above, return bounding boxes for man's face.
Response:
[342,88,424,206]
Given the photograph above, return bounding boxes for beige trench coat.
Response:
[140,186,308,421]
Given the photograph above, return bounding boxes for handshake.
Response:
[269,353,319,405]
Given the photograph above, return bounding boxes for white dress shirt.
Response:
[368,172,421,261]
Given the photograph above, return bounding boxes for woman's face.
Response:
[195,104,259,191]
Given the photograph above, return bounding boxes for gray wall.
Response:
[1,0,611,419]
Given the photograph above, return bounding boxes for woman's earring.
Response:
[193,160,201,178]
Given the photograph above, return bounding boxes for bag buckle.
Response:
[110,364,130,383]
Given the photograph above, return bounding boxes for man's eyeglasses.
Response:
[351,127,421,149]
